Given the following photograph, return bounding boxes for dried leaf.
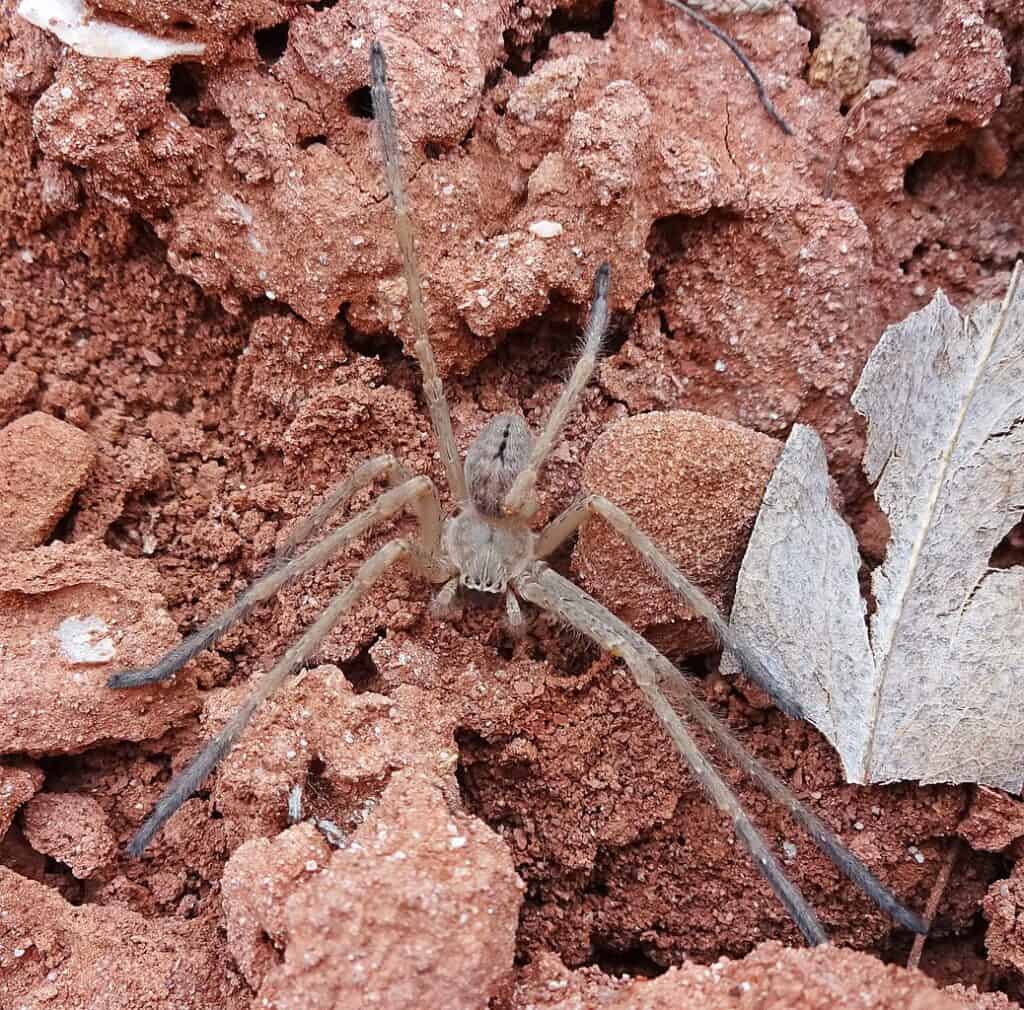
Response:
[730,264,1024,790]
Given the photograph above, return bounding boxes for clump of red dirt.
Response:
[1,0,1023,1008]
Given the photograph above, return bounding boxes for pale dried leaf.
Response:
[731,264,1024,790]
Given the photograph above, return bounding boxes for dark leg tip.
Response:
[107,667,168,689]
[594,262,611,295]
[370,40,386,79]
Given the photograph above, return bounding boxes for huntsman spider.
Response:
[109,41,927,947]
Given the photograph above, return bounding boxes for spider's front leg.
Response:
[110,470,450,855]
[536,494,805,720]
[514,562,827,945]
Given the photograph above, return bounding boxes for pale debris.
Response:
[55,615,115,664]
[18,0,205,62]
[528,220,564,240]
[730,263,1024,791]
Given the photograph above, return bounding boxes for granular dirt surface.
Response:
[1,1,1023,1008]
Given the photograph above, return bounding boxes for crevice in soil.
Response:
[503,0,615,78]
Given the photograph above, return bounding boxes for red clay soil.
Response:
[1,1,1023,1008]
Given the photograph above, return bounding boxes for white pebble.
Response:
[528,220,563,239]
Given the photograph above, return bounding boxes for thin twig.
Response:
[907,838,960,971]
[661,0,792,135]
[822,78,897,199]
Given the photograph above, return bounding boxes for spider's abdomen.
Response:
[463,413,532,516]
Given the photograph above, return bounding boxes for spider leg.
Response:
[272,454,412,566]
[108,473,446,689]
[503,264,612,518]
[655,666,928,934]
[536,494,805,720]
[517,561,927,936]
[370,44,468,505]
[515,561,827,945]
[126,538,412,856]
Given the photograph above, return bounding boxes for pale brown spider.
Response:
[109,42,926,946]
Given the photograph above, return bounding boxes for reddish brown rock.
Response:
[958,788,1024,852]
[223,822,333,990]
[0,411,95,552]
[21,792,117,879]
[0,539,197,754]
[0,760,44,839]
[255,770,523,1010]
[198,664,458,848]
[983,860,1024,976]
[574,410,781,654]
[0,361,37,427]
[513,942,977,1010]
[0,864,248,1010]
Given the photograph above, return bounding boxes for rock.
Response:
[808,18,871,102]
[21,792,117,879]
[957,787,1024,852]
[574,410,781,655]
[0,362,38,428]
[0,864,248,1010]
[0,761,45,840]
[983,860,1024,976]
[222,822,334,989]
[255,770,523,1010]
[0,411,96,552]
[206,664,458,847]
[513,942,976,1009]
[0,539,197,755]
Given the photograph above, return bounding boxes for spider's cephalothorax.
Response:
[447,414,536,592]
[107,41,926,948]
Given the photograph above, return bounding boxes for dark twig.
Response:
[661,0,792,135]
[907,838,959,971]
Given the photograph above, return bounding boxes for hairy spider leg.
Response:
[536,494,806,719]
[535,499,928,934]
[515,561,828,945]
[126,538,412,856]
[654,661,928,934]
[503,264,612,519]
[369,43,468,504]
[108,466,444,689]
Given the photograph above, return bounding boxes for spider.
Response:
[108,41,927,947]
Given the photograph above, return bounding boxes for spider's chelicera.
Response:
[109,41,927,947]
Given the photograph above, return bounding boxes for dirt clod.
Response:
[575,410,781,654]
[253,770,523,1010]
[0,540,196,755]
[21,791,117,879]
[513,941,982,1009]
[0,411,95,552]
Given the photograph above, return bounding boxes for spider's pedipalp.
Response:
[515,562,828,945]
[503,263,612,519]
[127,538,412,856]
[108,471,443,691]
